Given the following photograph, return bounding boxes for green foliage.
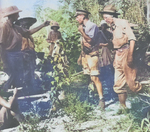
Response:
[33,34,49,57]
[0,59,3,71]
[18,114,48,132]
[141,116,150,132]
[63,93,92,121]
[107,0,147,25]
[60,0,104,25]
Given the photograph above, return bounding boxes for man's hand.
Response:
[99,43,108,47]
[84,42,91,48]
[77,56,82,65]
[78,25,84,32]
[43,21,50,27]
[13,88,18,97]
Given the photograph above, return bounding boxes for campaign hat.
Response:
[3,6,22,17]
[100,5,120,15]
[74,9,91,17]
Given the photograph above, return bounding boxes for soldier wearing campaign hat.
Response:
[75,9,105,110]
[0,5,50,92]
[100,5,142,109]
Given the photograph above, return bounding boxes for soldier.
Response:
[46,22,63,56]
[15,17,37,94]
[98,20,113,67]
[98,20,118,101]
[100,5,142,108]
[0,6,50,91]
[75,9,105,109]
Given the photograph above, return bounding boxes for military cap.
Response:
[74,9,91,17]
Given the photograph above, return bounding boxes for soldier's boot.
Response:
[117,93,130,114]
[98,98,105,110]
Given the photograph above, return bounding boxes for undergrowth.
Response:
[62,93,92,122]
[18,114,49,132]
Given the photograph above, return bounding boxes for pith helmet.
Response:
[15,17,37,29]
[100,5,120,15]
[3,6,22,17]
[51,22,60,29]
[74,9,91,17]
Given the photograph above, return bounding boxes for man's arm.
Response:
[78,25,91,47]
[29,21,50,35]
[0,96,11,109]
[127,40,135,65]
[129,40,135,55]
[0,88,17,109]
[125,20,136,65]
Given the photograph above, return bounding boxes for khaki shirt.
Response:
[47,30,61,43]
[0,20,28,51]
[112,18,136,49]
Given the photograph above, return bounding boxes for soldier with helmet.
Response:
[46,22,63,56]
[0,5,50,91]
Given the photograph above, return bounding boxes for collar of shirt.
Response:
[84,20,91,28]
[110,18,117,31]
[84,20,94,33]
[110,23,116,31]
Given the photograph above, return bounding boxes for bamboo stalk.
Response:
[7,87,23,92]
[17,93,48,100]
[71,71,84,78]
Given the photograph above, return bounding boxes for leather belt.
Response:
[114,44,129,52]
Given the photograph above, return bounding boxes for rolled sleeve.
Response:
[0,24,8,44]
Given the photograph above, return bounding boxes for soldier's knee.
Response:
[91,76,99,82]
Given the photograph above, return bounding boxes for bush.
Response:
[63,93,92,121]
[18,114,48,132]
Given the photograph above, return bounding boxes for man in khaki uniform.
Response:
[75,10,104,109]
[100,5,142,108]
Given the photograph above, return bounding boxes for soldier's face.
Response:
[53,27,58,31]
[76,15,84,24]
[10,13,19,22]
[103,14,113,24]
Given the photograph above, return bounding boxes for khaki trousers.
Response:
[113,48,142,94]
[82,53,100,76]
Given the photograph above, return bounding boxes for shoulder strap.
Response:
[100,30,108,42]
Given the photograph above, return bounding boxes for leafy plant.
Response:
[141,112,150,132]
[62,93,92,121]
[18,114,48,132]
